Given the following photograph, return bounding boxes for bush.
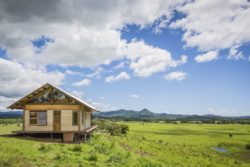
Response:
[107,153,125,164]
[246,144,250,150]
[87,153,98,161]
[108,123,122,136]
[94,119,129,136]
[72,145,82,152]
[120,124,129,134]
[38,144,52,152]
[94,143,109,154]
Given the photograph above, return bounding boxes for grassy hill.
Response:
[0,123,250,166]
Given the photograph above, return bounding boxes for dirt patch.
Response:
[135,150,153,157]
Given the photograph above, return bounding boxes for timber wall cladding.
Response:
[61,110,78,131]
[25,110,53,131]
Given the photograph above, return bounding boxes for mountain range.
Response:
[93,108,250,120]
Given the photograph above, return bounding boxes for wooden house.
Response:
[8,83,98,142]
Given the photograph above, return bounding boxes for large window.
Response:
[72,111,78,126]
[29,111,47,126]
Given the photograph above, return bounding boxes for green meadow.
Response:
[0,123,250,167]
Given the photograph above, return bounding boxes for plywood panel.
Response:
[61,110,78,131]
[25,104,81,110]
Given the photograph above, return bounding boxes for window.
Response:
[29,111,47,126]
[72,111,78,126]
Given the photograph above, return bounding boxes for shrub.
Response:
[38,144,47,151]
[93,119,129,136]
[107,153,125,164]
[54,154,62,160]
[108,123,122,136]
[120,124,129,134]
[246,144,250,150]
[72,145,82,152]
[87,153,98,161]
[38,144,52,152]
[94,144,109,154]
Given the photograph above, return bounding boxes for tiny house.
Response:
[8,83,98,142]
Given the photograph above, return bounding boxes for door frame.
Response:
[53,110,61,131]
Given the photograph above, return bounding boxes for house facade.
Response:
[8,83,97,142]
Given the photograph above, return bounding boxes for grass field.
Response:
[0,123,250,167]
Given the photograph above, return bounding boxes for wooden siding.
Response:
[24,110,53,131]
[25,104,81,110]
[61,110,78,131]
[23,107,91,132]
[86,112,91,129]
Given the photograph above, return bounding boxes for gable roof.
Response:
[7,83,98,111]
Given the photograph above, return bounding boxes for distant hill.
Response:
[0,111,22,119]
[93,108,250,123]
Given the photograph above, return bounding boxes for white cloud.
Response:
[72,79,91,87]
[228,45,244,60]
[164,71,186,81]
[0,0,185,68]
[65,70,82,76]
[0,58,64,109]
[71,90,84,99]
[105,72,130,83]
[87,98,116,111]
[125,40,187,77]
[194,51,218,63]
[114,62,125,69]
[86,67,104,78]
[170,0,250,54]
[130,94,139,98]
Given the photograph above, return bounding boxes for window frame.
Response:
[72,111,79,126]
[29,110,47,126]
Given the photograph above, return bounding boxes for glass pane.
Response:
[38,112,47,125]
[73,112,78,125]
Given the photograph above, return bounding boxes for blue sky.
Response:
[0,0,249,116]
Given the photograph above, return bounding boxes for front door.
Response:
[53,110,61,131]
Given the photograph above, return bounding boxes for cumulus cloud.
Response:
[194,51,218,63]
[164,71,186,81]
[0,58,64,109]
[125,40,187,77]
[72,79,91,87]
[105,72,130,83]
[0,0,185,67]
[170,0,250,55]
